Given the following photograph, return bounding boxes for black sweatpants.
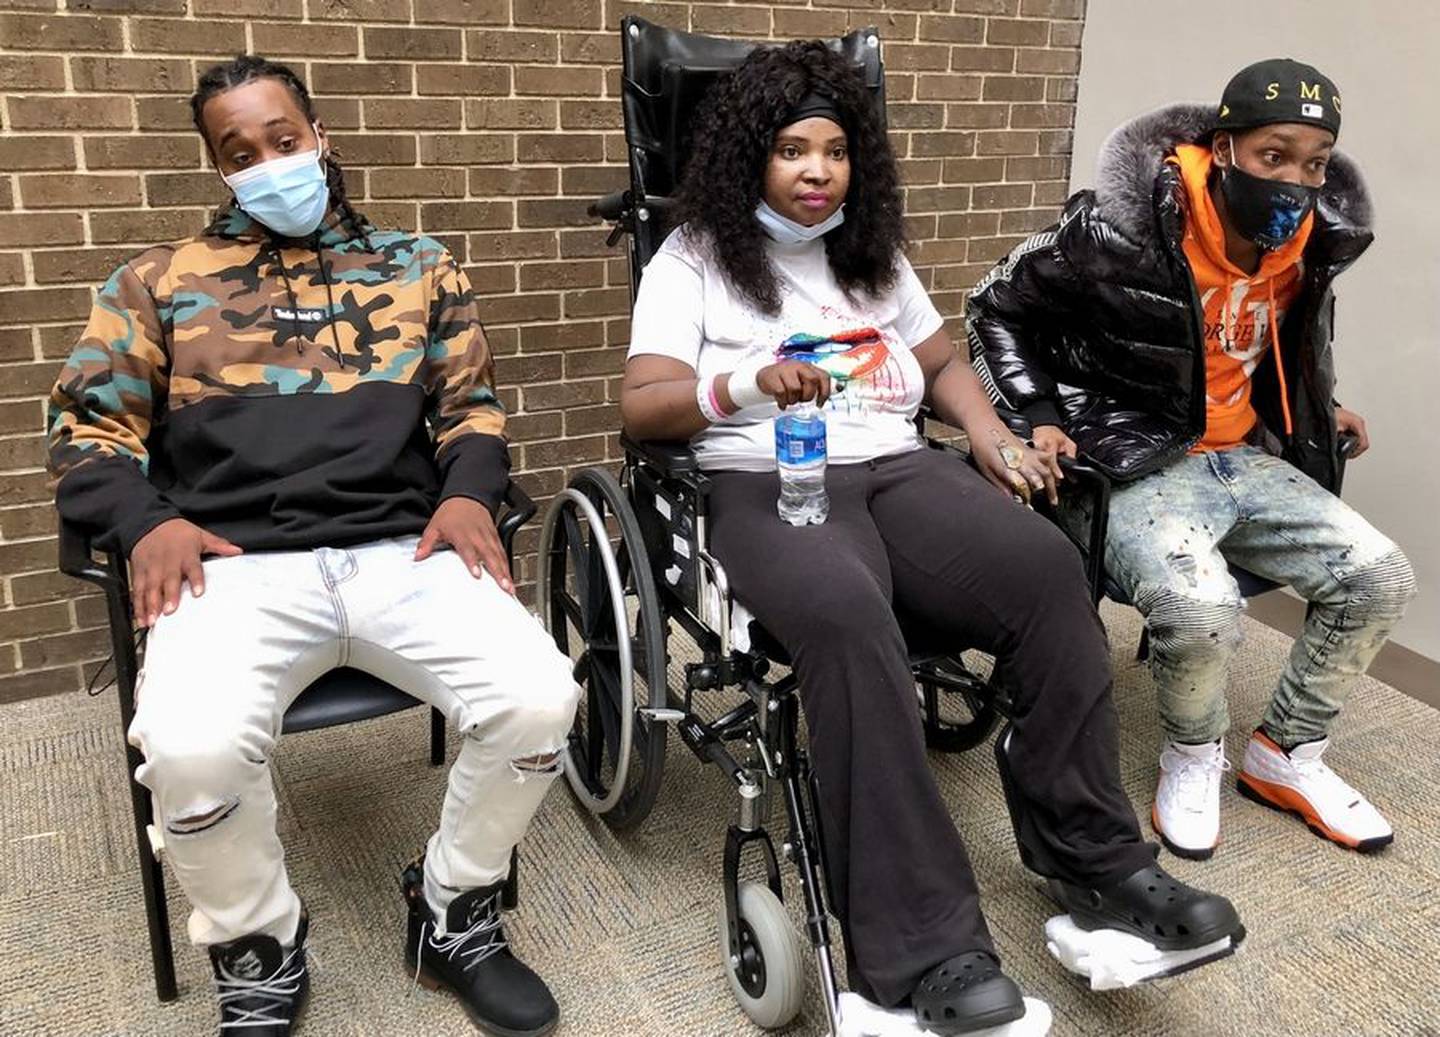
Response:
[707,447,1153,1007]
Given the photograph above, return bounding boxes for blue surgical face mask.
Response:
[222,138,329,239]
[755,200,845,244]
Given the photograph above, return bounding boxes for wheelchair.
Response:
[535,18,1110,1034]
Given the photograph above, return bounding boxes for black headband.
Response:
[783,91,847,132]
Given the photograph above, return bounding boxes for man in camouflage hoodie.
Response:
[47,56,577,1037]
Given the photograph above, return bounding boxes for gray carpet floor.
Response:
[2,601,1438,1036]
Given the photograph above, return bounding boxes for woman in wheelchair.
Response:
[620,41,1245,1034]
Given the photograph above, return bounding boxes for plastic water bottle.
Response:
[775,402,829,526]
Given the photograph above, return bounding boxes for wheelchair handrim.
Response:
[536,486,636,815]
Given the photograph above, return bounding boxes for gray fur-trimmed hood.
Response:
[1092,103,1372,245]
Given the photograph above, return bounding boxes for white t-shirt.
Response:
[626,227,944,472]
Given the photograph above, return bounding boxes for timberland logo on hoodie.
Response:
[274,306,328,326]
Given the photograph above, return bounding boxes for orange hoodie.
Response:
[1171,144,1312,452]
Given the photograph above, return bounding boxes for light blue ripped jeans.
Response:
[1102,447,1415,747]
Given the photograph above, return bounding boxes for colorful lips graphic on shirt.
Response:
[776,327,890,383]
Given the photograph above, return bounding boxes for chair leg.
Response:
[1136,626,1151,663]
[106,581,176,1001]
[429,707,445,767]
[128,751,178,1002]
[501,846,519,911]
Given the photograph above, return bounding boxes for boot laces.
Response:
[215,947,306,1029]
[413,891,508,989]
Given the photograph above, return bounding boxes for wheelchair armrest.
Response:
[497,481,536,565]
[915,405,1110,603]
[1332,430,1359,495]
[1049,456,1112,605]
[57,518,125,594]
[620,431,700,477]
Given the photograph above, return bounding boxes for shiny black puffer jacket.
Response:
[966,104,1373,491]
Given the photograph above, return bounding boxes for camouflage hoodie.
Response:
[47,204,509,555]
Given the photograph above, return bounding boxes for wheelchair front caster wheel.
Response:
[718,882,805,1029]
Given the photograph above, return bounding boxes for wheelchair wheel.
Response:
[537,466,668,832]
[918,653,1000,753]
[718,882,806,1030]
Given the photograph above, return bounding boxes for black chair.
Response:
[58,481,536,1002]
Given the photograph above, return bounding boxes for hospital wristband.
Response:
[695,375,729,424]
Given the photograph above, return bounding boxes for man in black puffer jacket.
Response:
[968,60,1415,863]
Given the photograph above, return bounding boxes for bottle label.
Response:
[775,414,827,465]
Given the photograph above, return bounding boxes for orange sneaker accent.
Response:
[1250,730,1285,754]
[1236,770,1362,849]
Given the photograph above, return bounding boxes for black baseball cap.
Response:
[1215,58,1341,140]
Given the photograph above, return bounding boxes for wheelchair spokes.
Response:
[537,467,669,831]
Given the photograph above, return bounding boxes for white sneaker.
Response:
[1237,732,1394,852]
[1151,740,1229,860]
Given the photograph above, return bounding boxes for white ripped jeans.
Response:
[129,536,581,947]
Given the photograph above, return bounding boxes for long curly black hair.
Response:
[674,40,904,315]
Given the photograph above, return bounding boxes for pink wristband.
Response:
[709,379,728,416]
[695,375,728,424]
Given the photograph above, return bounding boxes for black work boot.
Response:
[402,859,558,1037]
[208,908,310,1035]
[911,951,1025,1035]
[1049,858,1246,952]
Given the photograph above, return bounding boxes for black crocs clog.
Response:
[910,951,1025,1035]
[1048,861,1245,951]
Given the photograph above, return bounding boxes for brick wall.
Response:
[0,0,1086,704]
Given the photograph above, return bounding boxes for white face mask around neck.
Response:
[754,200,846,244]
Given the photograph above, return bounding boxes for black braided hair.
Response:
[191,54,373,251]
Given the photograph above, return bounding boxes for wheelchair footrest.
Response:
[837,993,1052,1037]
[1043,914,1238,990]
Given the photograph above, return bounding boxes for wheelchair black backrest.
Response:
[618,16,886,283]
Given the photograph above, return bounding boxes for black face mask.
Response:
[1218,161,1319,251]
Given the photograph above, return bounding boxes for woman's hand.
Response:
[755,360,833,409]
[972,425,1062,506]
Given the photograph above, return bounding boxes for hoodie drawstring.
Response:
[268,245,305,355]
[1220,273,1293,438]
[1266,277,1294,436]
[311,231,346,368]
[268,237,346,367]
[1221,275,1234,348]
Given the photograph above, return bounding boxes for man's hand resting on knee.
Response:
[130,518,244,627]
[415,497,515,596]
